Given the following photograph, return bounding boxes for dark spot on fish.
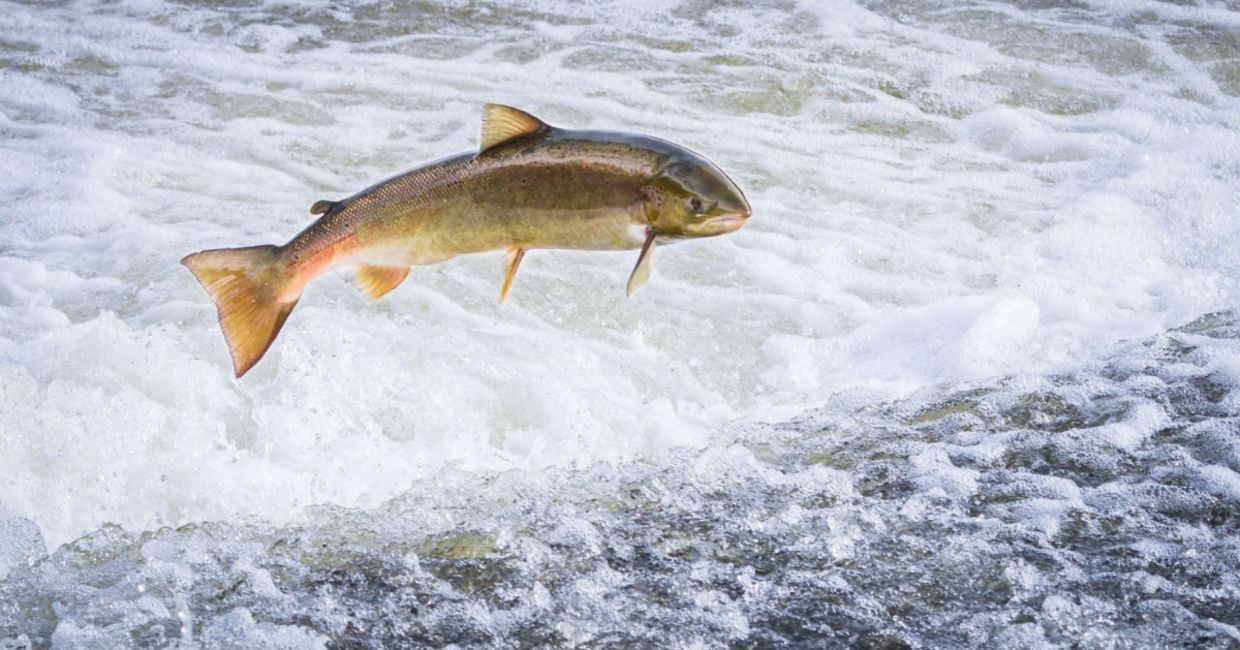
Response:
[643,186,666,206]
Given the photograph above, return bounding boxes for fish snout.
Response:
[726,194,752,222]
[707,199,751,231]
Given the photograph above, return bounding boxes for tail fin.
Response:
[181,245,299,378]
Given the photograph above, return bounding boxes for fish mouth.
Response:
[704,209,750,229]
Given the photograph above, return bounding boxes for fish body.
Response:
[183,104,751,377]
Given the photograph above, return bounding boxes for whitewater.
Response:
[1,0,1238,646]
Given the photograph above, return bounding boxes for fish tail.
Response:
[181,244,300,378]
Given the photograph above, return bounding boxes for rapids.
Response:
[1,0,1238,646]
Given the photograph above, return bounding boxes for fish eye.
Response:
[689,198,703,213]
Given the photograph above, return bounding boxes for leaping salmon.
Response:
[182,104,751,377]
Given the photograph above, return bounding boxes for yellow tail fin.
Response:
[182,245,299,378]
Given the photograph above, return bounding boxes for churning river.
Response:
[2,0,1240,646]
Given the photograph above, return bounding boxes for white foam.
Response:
[198,609,327,650]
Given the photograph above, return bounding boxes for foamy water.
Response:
[2,0,1239,646]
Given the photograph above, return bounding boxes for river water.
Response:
[1,0,1239,646]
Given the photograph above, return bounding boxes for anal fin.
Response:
[500,247,525,303]
[355,265,410,300]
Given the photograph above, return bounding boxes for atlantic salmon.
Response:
[183,104,751,377]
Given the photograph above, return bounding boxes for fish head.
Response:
[643,155,750,238]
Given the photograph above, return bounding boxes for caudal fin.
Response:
[182,245,299,378]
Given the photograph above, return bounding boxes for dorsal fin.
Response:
[310,200,339,216]
[480,104,548,153]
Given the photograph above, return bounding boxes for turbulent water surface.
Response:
[2,0,1239,647]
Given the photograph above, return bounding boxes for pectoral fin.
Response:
[626,229,657,297]
[499,247,525,303]
[355,265,410,300]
